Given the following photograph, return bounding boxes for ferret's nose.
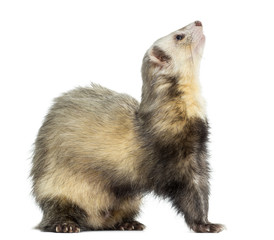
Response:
[195,21,202,27]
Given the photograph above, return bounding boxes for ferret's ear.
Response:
[149,46,171,67]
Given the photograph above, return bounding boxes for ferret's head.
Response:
[142,21,205,81]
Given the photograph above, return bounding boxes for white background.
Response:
[0,0,274,239]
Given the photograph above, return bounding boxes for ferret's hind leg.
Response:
[37,197,90,233]
[115,221,145,231]
[108,196,145,231]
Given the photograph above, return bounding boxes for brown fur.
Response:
[31,21,224,233]
[32,85,144,230]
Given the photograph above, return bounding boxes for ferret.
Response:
[31,21,225,233]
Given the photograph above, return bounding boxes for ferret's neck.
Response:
[137,71,206,138]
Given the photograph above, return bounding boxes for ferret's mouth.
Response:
[198,34,205,46]
[191,33,205,58]
[190,22,205,50]
[191,35,205,52]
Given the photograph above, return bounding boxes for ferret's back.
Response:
[32,84,141,189]
[43,84,139,132]
[51,84,139,120]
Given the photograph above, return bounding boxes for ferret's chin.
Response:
[194,36,205,57]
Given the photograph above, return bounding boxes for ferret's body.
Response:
[32,86,144,231]
[31,21,224,233]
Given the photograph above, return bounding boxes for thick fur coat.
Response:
[31,21,224,233]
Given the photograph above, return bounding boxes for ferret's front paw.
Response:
[116,221,146,231]
[191,223,225,233]
[55,222,80,233]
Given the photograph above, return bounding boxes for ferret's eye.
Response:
[176,34,185,40]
